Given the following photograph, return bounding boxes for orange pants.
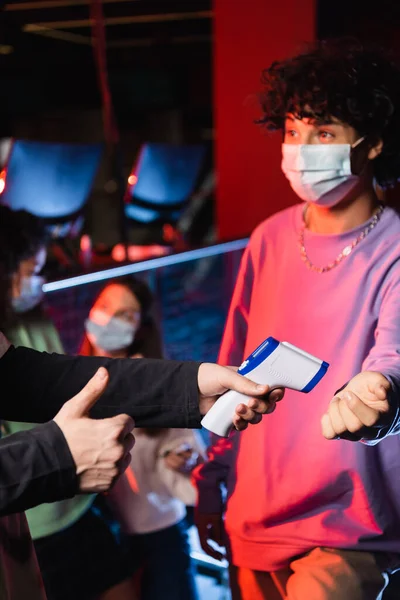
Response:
[230,547,391,600]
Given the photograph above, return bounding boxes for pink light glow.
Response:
[128,174,138,186]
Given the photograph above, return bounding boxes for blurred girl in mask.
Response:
[0,206,137,600]
[80,277,205,600]
[79,276,163,360]
[0,205,62,352]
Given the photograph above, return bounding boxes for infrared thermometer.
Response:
[201,337,329,437]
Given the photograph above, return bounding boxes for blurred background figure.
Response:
[0,205,61,351]
[80,276,206,600]
[0,206,138,600]
[79,277,163,360]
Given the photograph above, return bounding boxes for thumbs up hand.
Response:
[53,367,135,493]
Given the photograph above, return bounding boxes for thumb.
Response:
[63,367,109,418]
[219,366,269,397]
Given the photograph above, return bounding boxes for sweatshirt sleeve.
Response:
[0,421,77,516]
[361,261,400,443]
[0,346,202,429]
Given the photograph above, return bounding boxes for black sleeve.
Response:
[0,346,203,428]
[0,421,77,516]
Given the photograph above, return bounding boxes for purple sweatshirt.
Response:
[194,204,400,572]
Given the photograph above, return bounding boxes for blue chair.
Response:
[124,143,207,240]
[0,139,103,236]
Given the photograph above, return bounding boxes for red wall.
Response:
[214,0,316,240]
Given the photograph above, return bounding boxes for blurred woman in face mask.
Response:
[80,277,205,600]
[0,205,62,352]
[0,206,138,600]
[79,277,163,361]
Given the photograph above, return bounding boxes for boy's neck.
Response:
[305,189,381,234]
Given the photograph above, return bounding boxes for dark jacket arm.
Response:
[0,346,202,428]
[0,421,77,516]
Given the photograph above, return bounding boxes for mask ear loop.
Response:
[350,136,370,176]
[351,136,365,149]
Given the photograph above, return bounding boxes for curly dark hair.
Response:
[0,205,47,275]
[258,39,400,188]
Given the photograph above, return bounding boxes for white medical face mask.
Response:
[85,309,138,352]
[281,139,364,207]
[12,275,45,313]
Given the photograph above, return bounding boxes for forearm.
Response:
[0,422,77,516]
[0,346,202,428]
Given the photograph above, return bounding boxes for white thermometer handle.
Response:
[201,385,282,438]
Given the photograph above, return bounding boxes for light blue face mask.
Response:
[12,275,45,313]
[85,312,137,352]
[281,138,364,207]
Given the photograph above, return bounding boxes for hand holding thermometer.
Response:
[201,337,329,437]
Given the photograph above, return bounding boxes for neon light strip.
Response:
[43,238,249,292]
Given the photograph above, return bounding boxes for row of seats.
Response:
[0,138,211,247]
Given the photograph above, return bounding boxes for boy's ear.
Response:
[368,139,383,160]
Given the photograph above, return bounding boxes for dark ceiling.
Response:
[2,0,400,136]
[0,0,213,129]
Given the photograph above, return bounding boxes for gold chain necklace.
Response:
[298,205,385,274]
